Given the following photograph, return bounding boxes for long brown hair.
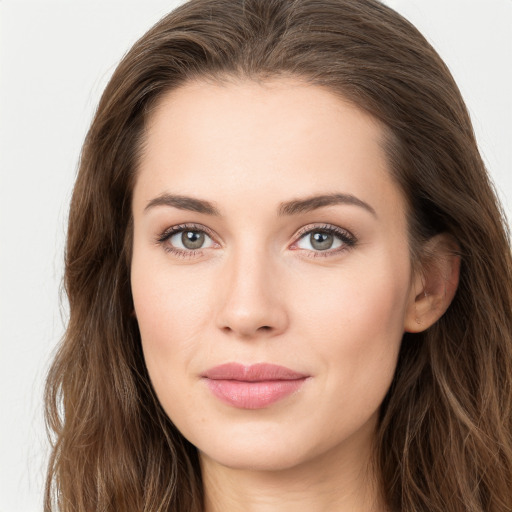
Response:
[45,0,512,510]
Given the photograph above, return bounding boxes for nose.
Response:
[215,247,289,339]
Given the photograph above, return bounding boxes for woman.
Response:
[44,0,512,510]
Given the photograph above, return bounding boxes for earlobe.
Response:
[404,234,461,333]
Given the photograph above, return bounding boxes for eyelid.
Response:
[155,222,357,258]
[293,223,353,239]
[290,223,357,255]
[156,223,218,244]
[155,223,220,258]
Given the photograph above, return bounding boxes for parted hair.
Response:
[44,0,512,510]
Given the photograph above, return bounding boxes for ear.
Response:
[404,233,461,333]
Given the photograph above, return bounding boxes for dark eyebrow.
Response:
[278,193,377,217]
[144,192,376,218]
[144,193,221,216]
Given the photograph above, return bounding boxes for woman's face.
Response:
[131,78,418,472]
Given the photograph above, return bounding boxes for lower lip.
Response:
[205,378,307,409]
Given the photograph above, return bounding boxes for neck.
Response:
[200,430,386,512]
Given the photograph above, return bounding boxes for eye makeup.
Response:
[291,223,357,258]
[155,223,218,259]
[154,222,358,260]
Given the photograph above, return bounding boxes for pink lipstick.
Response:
[202,363,308,409]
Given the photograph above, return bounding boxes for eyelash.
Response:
[155,223,357,259]
[156,223,216,259]
[292,224,357,258]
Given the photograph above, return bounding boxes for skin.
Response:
[130,78,459,512]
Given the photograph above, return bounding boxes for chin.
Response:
[200,442,314,472]
[189,408,380,476]
[192,421,352,475]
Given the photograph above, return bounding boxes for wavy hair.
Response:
[45,0,512,510]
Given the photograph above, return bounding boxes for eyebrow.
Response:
[278,193,376,217]
[144,192,376,217]
[145,194,221,215]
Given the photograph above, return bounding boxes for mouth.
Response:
[201,363,309,409]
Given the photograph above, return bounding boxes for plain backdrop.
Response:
[1,1,511,510]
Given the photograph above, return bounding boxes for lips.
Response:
[202,363,309,409]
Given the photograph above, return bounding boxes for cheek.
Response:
[130,250,213,389]
[292,255,410,406]
[295,254,410,340]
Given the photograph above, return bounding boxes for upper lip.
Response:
[202,363,308,381]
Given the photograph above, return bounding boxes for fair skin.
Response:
[130,78,459,512]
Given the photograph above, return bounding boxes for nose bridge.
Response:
[216,239,288,338]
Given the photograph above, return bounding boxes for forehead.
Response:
[134,78,405,222]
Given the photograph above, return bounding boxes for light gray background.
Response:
[1,1,511,510]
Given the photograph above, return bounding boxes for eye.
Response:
[157,224,216,255]
[293,225,356,255]
[169,229,214,250]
